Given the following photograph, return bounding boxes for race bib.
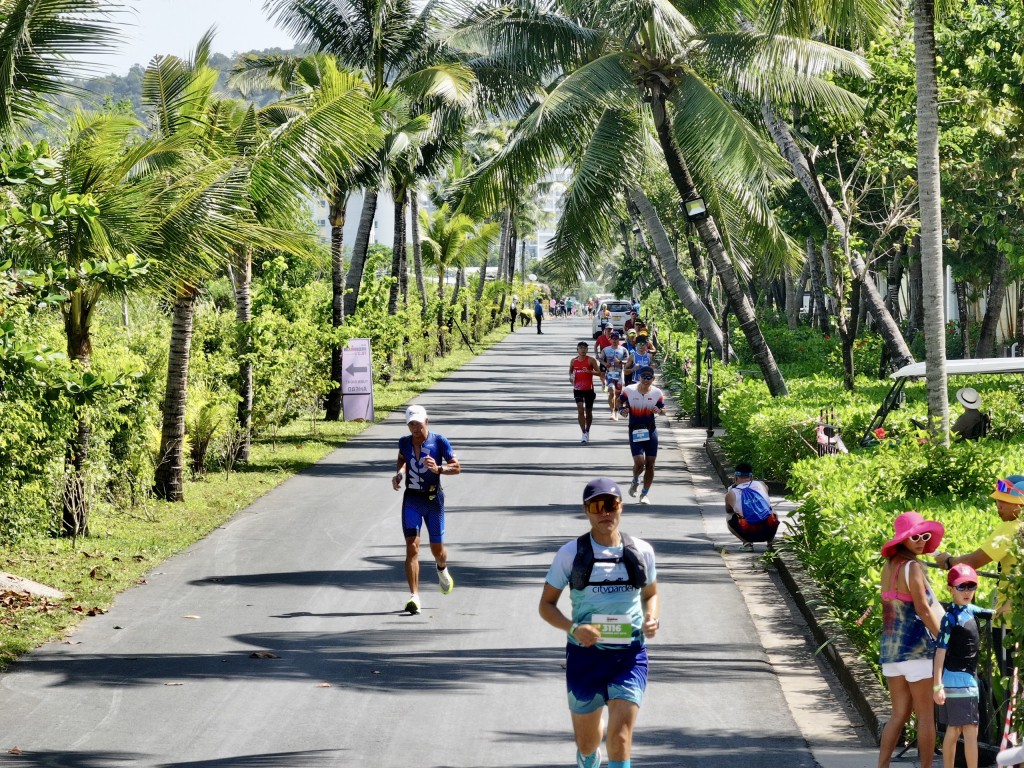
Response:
[591,614,632,645]
[631,428,650,442]
[606,371,621,381]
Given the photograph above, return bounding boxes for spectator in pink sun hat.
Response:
[878,511,945,768]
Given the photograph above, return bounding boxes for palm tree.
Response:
[419,203,499,350]
[453,0,877,395]
[147,35,383,500]
[0,0,121,140]
[227,54,384,456]
[914,0,949,443]
[264,0,475,415]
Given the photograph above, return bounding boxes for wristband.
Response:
[933,684,944,692]
[569,622,580,638]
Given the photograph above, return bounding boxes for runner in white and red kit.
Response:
[618,366,665,505]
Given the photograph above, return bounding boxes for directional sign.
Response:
[341,338,374,421]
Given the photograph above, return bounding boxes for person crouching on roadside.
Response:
[877,511,945,768]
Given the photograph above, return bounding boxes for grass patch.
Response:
[0,327,507,667]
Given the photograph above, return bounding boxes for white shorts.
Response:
[882,658,933,682]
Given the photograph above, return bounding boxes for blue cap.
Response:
[637,366,655,379]
[583,477,622,503]
[611,331,621,339]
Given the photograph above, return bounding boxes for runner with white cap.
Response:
[392,404,460,614]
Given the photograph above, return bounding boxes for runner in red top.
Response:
[570,341,605,443]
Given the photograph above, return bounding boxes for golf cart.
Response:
[859,357,1024,447]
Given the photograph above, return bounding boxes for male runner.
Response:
[619,367,665,505]
[570,341,606,443]
[539,477,660,768]
[392,404,461,614]
[625,336,654,384]
[600,332,629,421]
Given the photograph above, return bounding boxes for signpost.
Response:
[341,338,374,422]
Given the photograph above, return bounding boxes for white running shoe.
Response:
[628,479,639,498]
[582,431,590,443]
[438,567,454,595]
[577,748,601,768]
[639,493,650,505]
[404,594,421,614]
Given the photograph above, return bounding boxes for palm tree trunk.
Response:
[388,187,407,315]
[1016,280,1024,352]
[807,238,831,335]
[451,266,463,305]
[230,248,253,461]
[976,251,1009,358]
[154,288,199,502]
[519,239,526,284]
[410,191,426,319]
[496,209,510,317]
[907,235,924,344]
[624,197,672,299]
[507,224,517,284]
[343,190,378,319]
[885,246,904,323]
[762,102,913,368]
[915,0,949,441]
[325,186,349,422]
[61,292,94,537]
[954,280,970,359]
[627,186,729,359]
[652,94,787,396]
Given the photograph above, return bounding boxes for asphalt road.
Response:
[0,317,824,768]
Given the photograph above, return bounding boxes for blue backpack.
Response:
[738,484,772,523]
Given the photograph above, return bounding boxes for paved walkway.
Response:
[0,317,880,767]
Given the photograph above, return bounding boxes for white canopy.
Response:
[891,357,1024,379]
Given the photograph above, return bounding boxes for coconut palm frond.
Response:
[758,0,901,48]
[670,73,788,200]
[544,107,645,284]
[394,62,477,106]
[0,0,124,137]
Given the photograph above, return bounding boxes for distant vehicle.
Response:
[591,299,633,338]
[860,357,1024,446]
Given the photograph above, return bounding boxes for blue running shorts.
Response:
[628,428,658,458]
[402,490,445,543]
[565,642,648,714]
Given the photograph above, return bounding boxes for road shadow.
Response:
[0,751,145,767]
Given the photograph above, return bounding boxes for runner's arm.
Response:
[392,452,407,490]
[591,357,606,385]
[641,581,660,638]
[539,582,600,646]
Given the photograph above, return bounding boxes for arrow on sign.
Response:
[346,363,368,376]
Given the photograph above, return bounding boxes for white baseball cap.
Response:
[405,405,428,424]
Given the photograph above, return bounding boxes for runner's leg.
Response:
[570,709,605,761]
[429,541,448,570]
[404,535,420,594]
[605,699,640,763]
[642,455,656,491]
[577,400,587,431]
[584,393,595,432]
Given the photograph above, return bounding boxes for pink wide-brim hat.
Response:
[881,511,945,558]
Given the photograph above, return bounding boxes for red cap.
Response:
[948,563,978,587]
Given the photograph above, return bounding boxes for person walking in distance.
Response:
[540,477,660,768]
[510,295,519,333]
[571,341,606,444]
[619,367,665,505]
[534,297,544,334]
[392,405,461,614]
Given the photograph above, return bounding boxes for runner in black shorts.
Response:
[570,342,605,443]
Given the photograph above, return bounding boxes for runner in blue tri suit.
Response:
[601,332,629,421]
[392,404,460,614]
[625,336,654,384]
[540,477,660,768]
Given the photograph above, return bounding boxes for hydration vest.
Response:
[570,532,648,591]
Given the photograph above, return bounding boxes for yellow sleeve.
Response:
[981,520,1021,568]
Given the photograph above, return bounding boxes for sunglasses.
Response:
[586,497,620,513]
[953,583,978,592]
[997,478,1022,495]
[640,375,654,381]
[908,532,932,543]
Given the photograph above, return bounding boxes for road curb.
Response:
[705,436,889,745]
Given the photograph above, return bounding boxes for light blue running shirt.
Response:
[546,535,657,649]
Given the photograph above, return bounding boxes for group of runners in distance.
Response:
[391,301,663,768]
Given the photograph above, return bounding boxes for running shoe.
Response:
[628,479,639,498]
[639,492,650,505]
[576,748,601,768]
[581,432,587,444]
[404,594,421,614]
[438,567,454,595]
[741,541,754,552]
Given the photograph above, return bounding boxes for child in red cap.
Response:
[933,563,992,768]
